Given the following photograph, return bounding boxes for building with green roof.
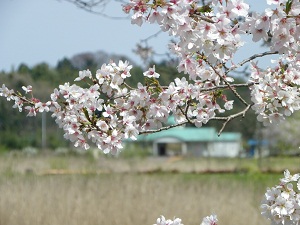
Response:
[136,126,242,157]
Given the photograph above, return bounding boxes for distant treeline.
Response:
[0,50,257,150]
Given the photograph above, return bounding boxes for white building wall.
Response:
[210,142,241,157]
[187,142,208,157]
[153,137,187,156]
[187,142,241,157]
[152,139,241,157]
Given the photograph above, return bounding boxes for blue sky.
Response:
[0,0,170,71]
[0,0,269,72]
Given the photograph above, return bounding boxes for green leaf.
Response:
[197,5,212,13]
[286,0,293,14]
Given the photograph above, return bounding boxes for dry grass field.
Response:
[0,152,298,225]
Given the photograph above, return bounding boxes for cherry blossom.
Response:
[153,214,218,225]
[154,216,183,225]
[261,170,300,225]
[224,100,234,110]
[74,69,92,81]
[226,0,249,18]
[0,84,14,101]
[22,85,32,94]
[143,65,160,78]
[201,215,218,225]
[25,106,37,117]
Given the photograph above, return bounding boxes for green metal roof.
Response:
[137,127,241,142]
[166,115,177,126]
[214,132,242,142]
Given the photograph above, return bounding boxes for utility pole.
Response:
[42,111,46,150]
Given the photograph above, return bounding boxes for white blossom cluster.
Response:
[154,216,183,225]
[0,59,234,154]
[1,1,300,225]
[154,214,217,225]
[124,0,247,82]
[123,0,300,124]
[261,170,300,225]
[250,55,300,126]
[245,0,300,55]
[1,0,300,154]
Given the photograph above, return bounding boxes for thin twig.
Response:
[139,121,188,134]
[211,104,253,136]
[61,0,129,19]
[199,82,254,92]
[178,104,193,124]
[12,93,35,106]
[226,51,279,74]
[160,82,255,91]
[140,30,163,44]
[198,15,215,23]
[123,82,135,90]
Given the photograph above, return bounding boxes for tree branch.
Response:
[139,104,253,136]
[206,61,249,106]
